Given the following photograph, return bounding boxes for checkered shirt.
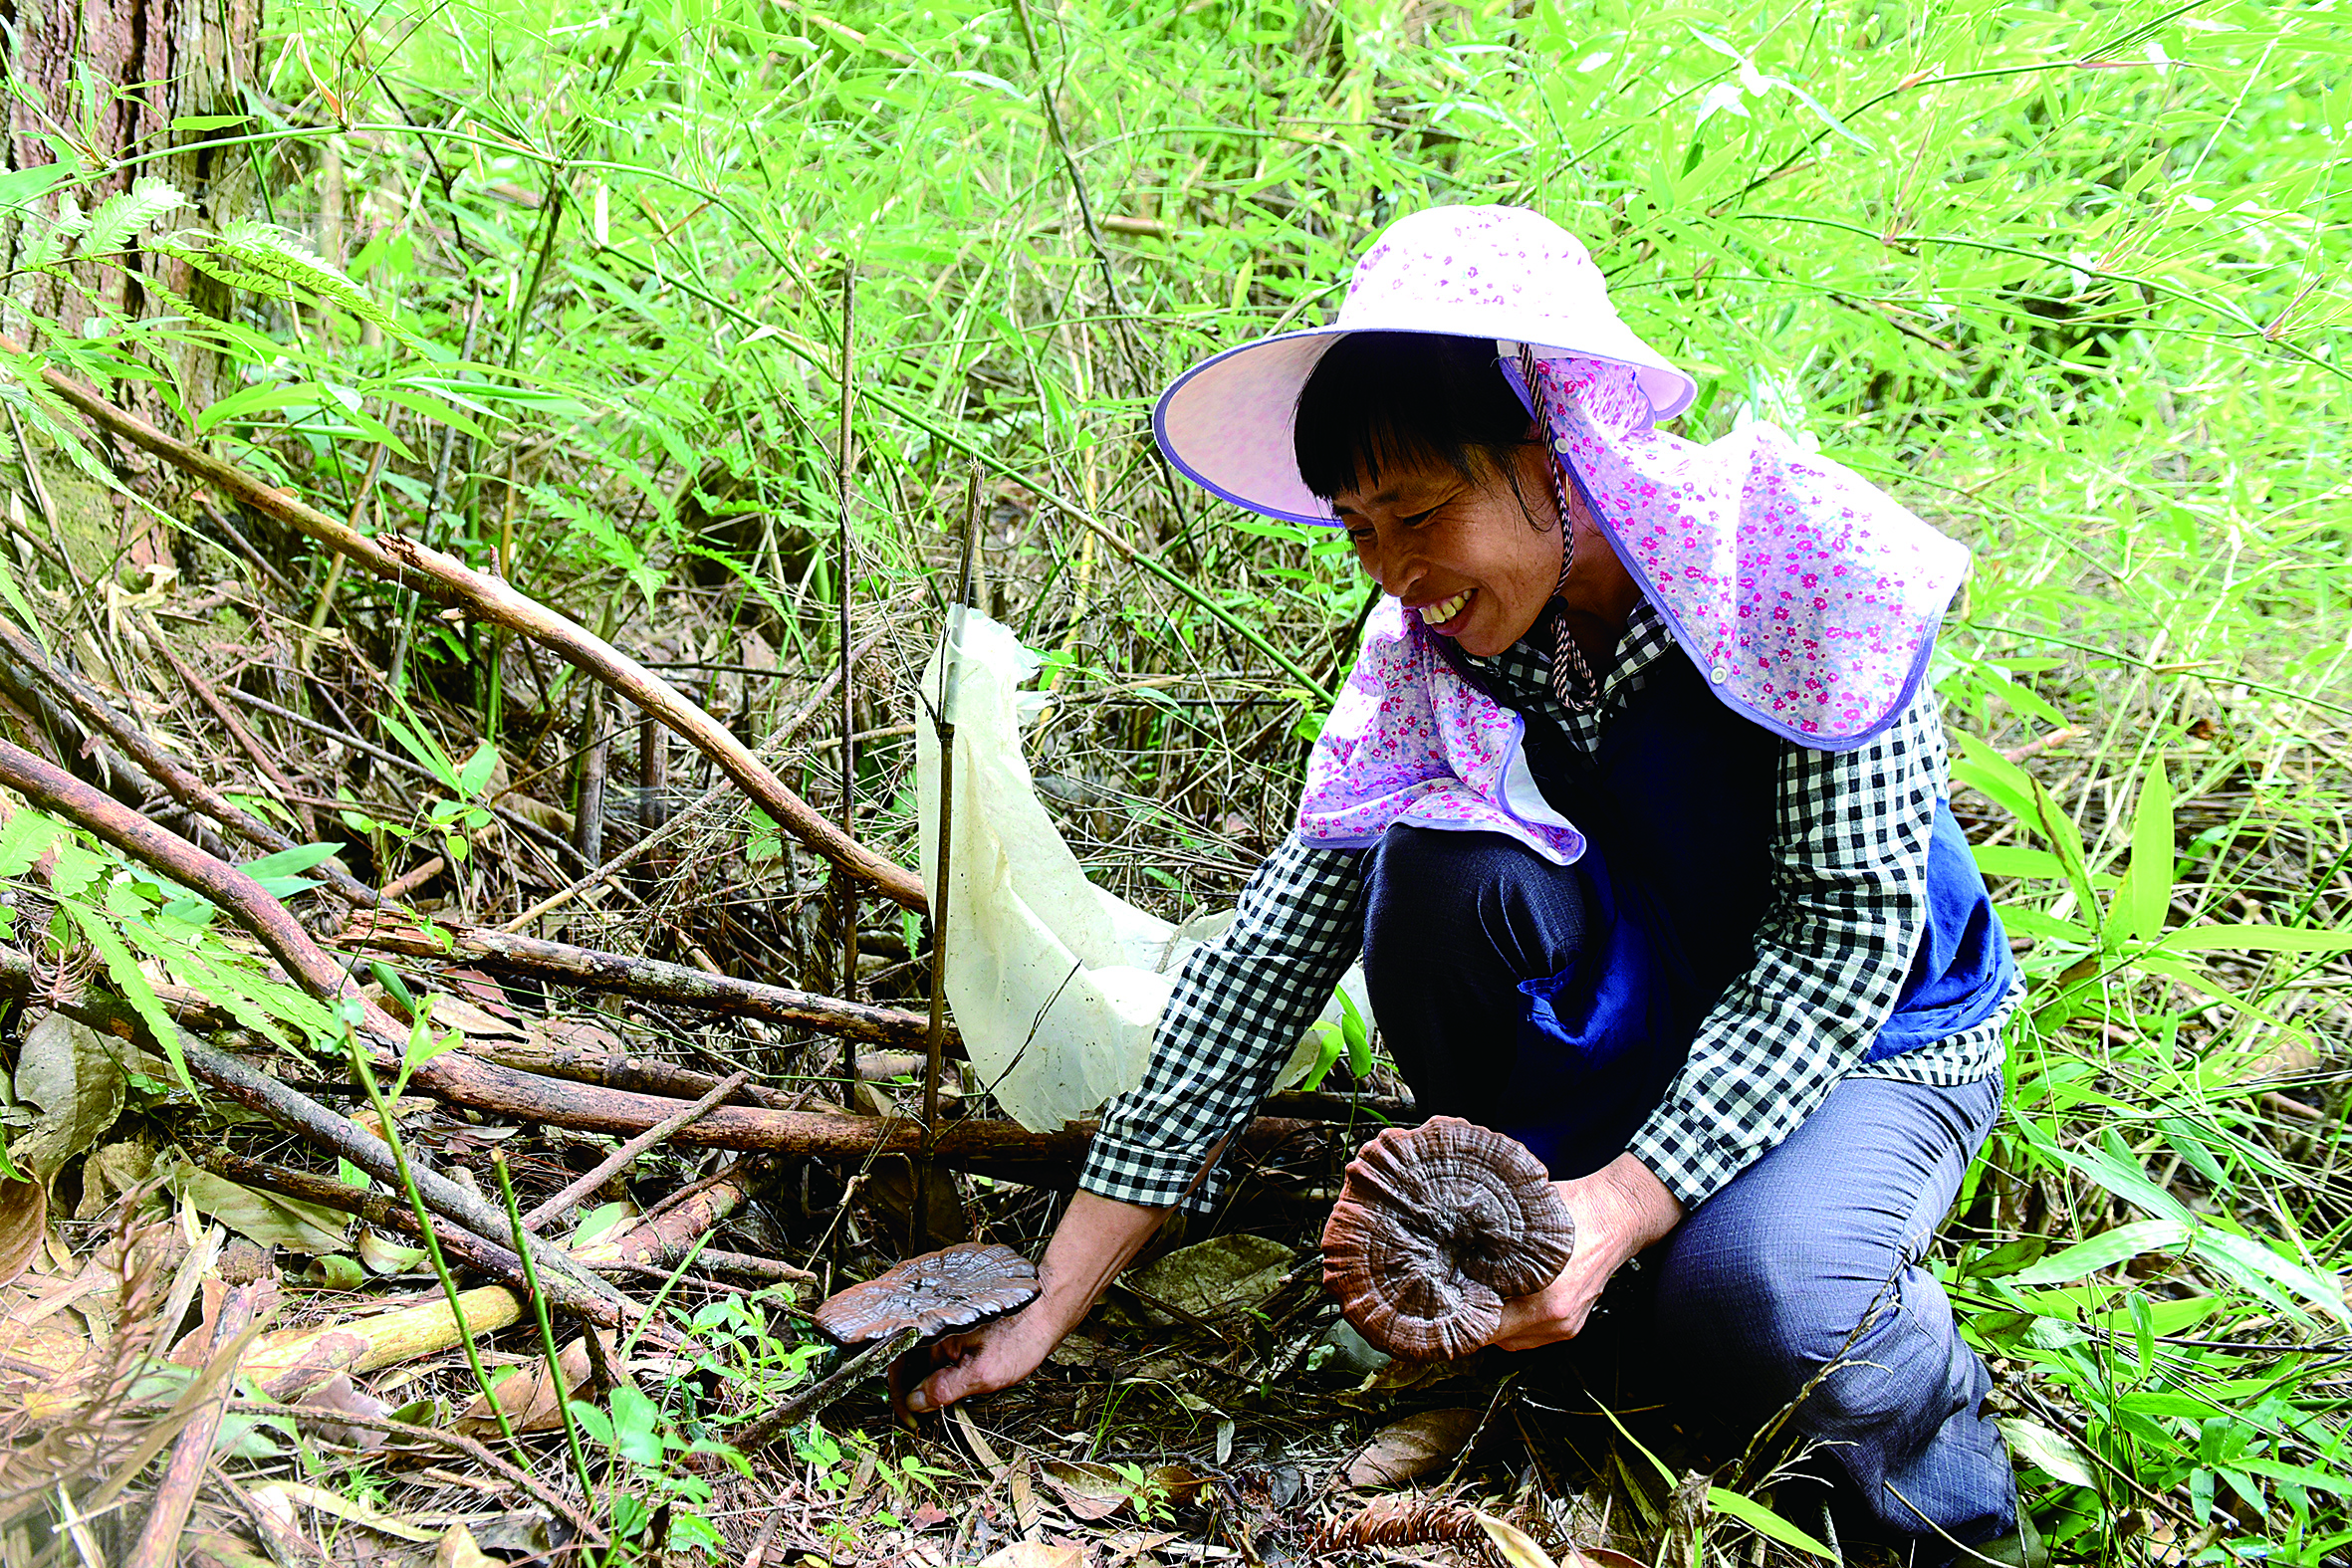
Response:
[1079,599,2012,1214]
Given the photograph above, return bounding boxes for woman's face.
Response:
[1333,440,1574,658]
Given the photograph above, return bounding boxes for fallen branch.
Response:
[523,1069,750,1233]
[189,1040,634,1316]
[342,913,950,1052]
[18,340,925,913]
[124,1279,266,1568]
[0,619,378,908]
[204,1154,634,1331]
[229,1173,750,1398]
[0,739,389,1015]
[406,1049,1322,1183]
[222,1401,605,1546]
[729,1325,922,1451]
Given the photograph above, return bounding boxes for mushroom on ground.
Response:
[813,1240,1041,1347]
[1319,1116,1575,1362]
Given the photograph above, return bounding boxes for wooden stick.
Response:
[224,1401,605,1545]
[0,619,376,907]
[142,621,322,841]
[502,626,890,932]
[187,1039,636,1315]
[342,913,948,1050]
[0,739,394,1019]
[522,1069,751,1232]
[835,266,862,1037]
[729,1325,921,1451]
[576,683,607,866]
[378,855,444,901]
[205,1154,633,1330]
[917,471,981,1237]
[124,1279,264,1568]
[15,339,925,912]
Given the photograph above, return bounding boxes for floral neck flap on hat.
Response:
[1294,354,1970,861]
[1511,352,1968,749]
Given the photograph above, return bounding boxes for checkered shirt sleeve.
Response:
[1078,835,1367,1211]
[1624,684,1956,1209]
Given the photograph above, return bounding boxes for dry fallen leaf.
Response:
[0,1178,45,1290]
[974,1546,1088,1568]
[1344,1407,1483,1488]
[1039,1457,1129,1521]
[434,1523,498,1568]
[1477,1512,1565,1568]
[11,1014,124,1180]
[161,1154,350,1254]
[455,1337,594,1434]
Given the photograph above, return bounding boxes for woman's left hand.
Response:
[1488,1153,1684,1351]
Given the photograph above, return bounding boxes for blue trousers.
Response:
[1361,825,2015,1552]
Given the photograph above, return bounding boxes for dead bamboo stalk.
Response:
[576,683,607,865]
[522,1069,750,1232]
[14,338,926,912]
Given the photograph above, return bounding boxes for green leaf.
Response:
[0,163,73,211]
[455,741,499,799]
[2112,761,2175,943]
[0,809,63,877]
[1705,1488,1836,1557]
[170,115,251,131]
[2005,1220,2191,1286]
[65,899,194,1094]
[2159,925,2352,955]
[1993,1418,2098,1489]
[2189,1230,2347,1323]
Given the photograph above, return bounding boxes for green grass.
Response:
[3,0,2347,1559]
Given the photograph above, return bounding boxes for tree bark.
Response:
[1,0,265,523]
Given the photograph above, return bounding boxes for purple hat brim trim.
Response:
[1152,328,1676,527]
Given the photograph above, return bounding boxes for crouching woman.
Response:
[899,206,2024,1562]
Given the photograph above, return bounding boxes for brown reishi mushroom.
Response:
[813,1241,1041,1346]
[1319,1116,1576,1362]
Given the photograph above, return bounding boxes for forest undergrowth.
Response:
[0,0,2346,1564]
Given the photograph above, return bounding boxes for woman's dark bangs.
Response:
[1293,333,1529,507]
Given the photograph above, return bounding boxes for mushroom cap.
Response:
[1319,1116,1576,1362]
[813,1241,1041,1345]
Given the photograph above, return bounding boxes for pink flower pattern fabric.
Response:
[1518,353,1967,748]
[1296,595,1586,864]
[1296,353,1969,857]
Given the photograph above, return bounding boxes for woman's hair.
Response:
[1292,332,1538,507]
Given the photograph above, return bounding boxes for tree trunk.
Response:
[1,0,265,560]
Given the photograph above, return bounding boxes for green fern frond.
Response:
[154,221,424,348]
[76,178,189,259]
[0,357,119,494]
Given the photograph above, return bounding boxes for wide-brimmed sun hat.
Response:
[1154,205,1696,525]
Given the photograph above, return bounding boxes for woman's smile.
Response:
[1416,587,1474,630]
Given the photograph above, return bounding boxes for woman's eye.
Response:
[1399,509,1438,529]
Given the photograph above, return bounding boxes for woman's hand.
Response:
[893,1191,1168,1419]
[893,1299,1067,1414]
[1489,1153,1682,1351]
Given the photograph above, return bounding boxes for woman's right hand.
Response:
[888,1190,1171,1419]
[893,1300,1066,1415]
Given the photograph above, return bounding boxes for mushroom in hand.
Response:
[1319,1116,1575,1361]
[814,1240,1041,1348]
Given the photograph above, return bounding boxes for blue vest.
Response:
[1443,642,2014,1180]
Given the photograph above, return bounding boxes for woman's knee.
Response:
[1361,824,1587,977]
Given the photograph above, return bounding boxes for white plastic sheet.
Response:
[916,609,1358,1131]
